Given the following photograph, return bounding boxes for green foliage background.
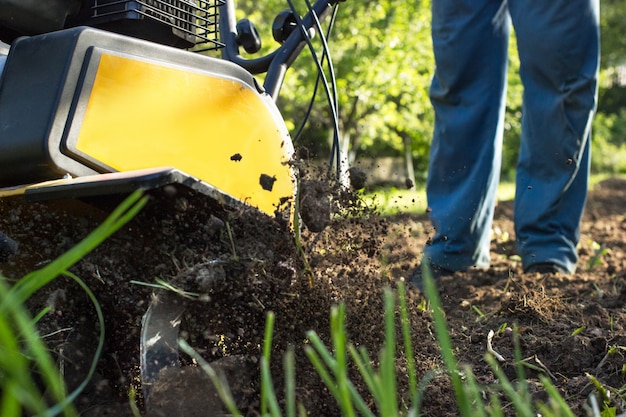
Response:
[233,0,626,180]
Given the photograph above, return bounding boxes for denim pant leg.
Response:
[424,0,509,271]
[508,0,600,273]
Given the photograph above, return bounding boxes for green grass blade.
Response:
[330,304,356,417]
[304,342,374,417]
[305,331,339,372]
[511,324,530,406]
[261,355,282,417]
[538,375,576,417]
[421,263,472,416]
[293,176,313,284]
[261,312,282,416]
[486,390,504,417]
[348,345,380,404]
[397,282,418,399]
[413,368,443,416]
[379,288,398,416]
[345,346,377,417]
[31,306,52,325]
[346,384,376,417]
[44,271,105,416]
[460,364,487,417]
[303,344,341,400]
[1,382,22,417]
[128,386,142,417]
[284,346,296,417]
[0,277,73,417]
[485,354,534,417]
[0,300,28,372]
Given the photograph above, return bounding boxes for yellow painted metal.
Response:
[75,53,294,216]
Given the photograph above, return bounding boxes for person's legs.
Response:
[508,0,600,273]
[424,0,509,271]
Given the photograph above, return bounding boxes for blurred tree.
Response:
[230,0,626,183]
[598,0,626,114]
[599,0,626,70]
[232,0,434,185]
[592,0,626,174]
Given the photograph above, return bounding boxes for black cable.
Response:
[286,0,342,179]
[305,0,341,179]
[293,8,337,142]
[292,6,338,144]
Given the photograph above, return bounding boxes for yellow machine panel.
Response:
[69,53,294,215]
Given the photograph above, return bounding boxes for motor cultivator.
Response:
[0,0,342,413]
[0,0,297,216]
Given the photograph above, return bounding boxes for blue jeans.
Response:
[424,0,600,273]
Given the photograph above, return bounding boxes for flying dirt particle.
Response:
[405,178,414,189]
[296,146,310,160]
[230,153,243,162]
[299,180,332,232]
[162,185,178,197]
[347,167,367,190]
[206,214,225,237]
[46,289,67,313]
[260,174,277,191]
[0,231,17,262]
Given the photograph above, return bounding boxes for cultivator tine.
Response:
[140,292,185,400]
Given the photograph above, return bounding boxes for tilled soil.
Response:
[1,177,625,416]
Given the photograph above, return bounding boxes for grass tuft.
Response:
[0,190,147,417]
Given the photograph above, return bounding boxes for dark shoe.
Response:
[524,262,568,275]
[409,263,455,291]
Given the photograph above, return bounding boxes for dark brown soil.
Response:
[1,177,625,416]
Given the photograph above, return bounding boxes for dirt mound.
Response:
[1,177,625,416]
